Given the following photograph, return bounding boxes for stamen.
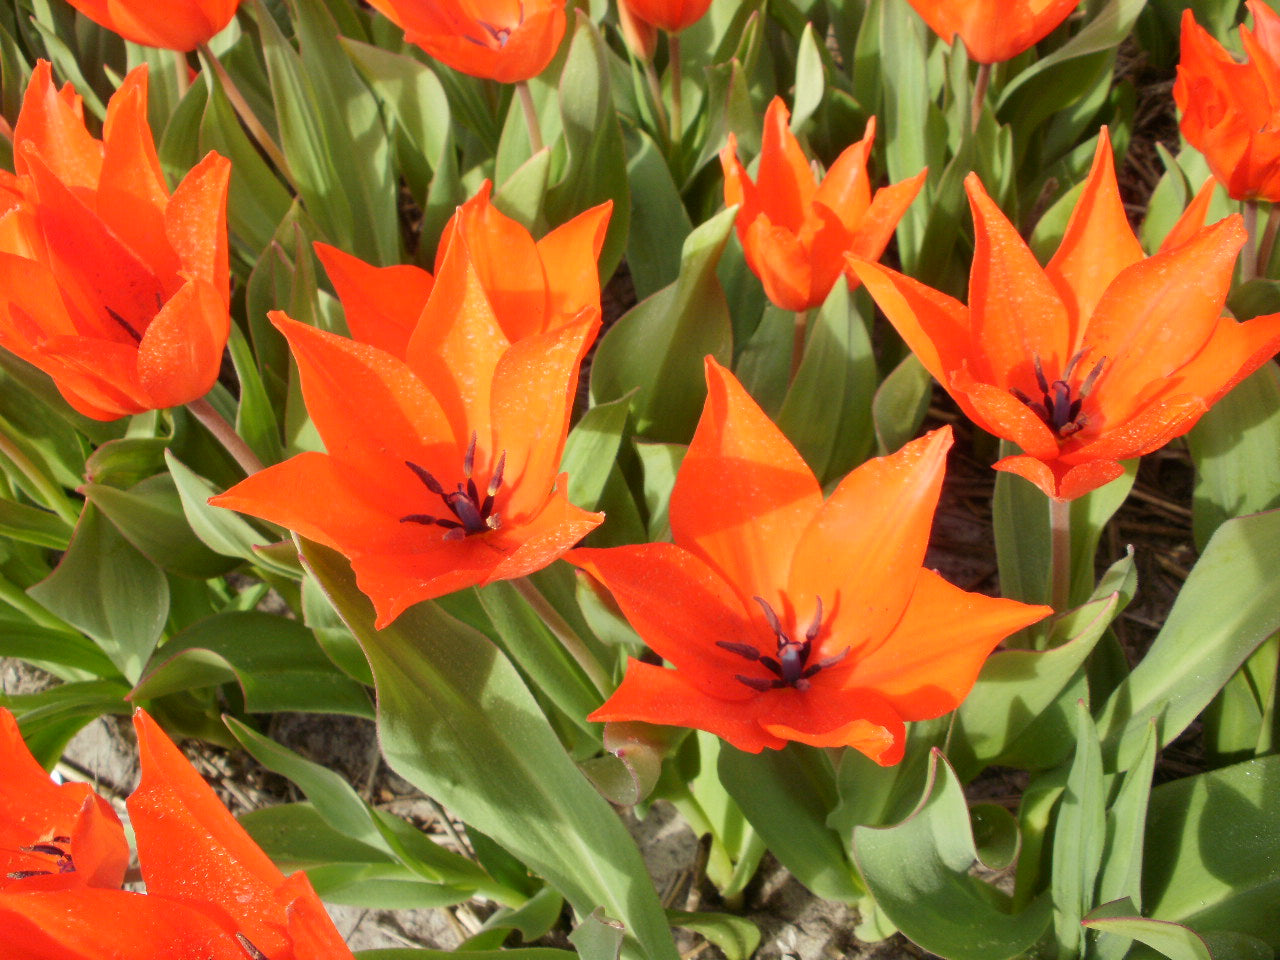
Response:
[236,934,269,960]
[6,870,51,879]
[725,596,839,692]
[105,306,142,343]
[401,445,507,537]
[406,461,445,496]
[1011,351,1103,439]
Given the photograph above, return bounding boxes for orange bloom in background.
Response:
[0,62,231,420]
[572,359,1049,765]
[850,130,1280,502]
[616,1,658,60]
[367,0,566,83]
[1175,2,1280,202]
[0,709,356,959]
[619,0,712,34]
[213,187,611,627]
[903,0,1082,64]
[720,97,926,312]
[62,0,239,50]
[0,708,128,893]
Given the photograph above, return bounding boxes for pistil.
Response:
[401,432,506,539]
[716,597,848,692]
[1010,350,1106,438]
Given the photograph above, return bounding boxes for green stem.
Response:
[970,61,991,133]
[790,308,811,384]
[641,56,672,150]
[1050,496,1072,612]
[197,41,293,179]
[668,31,683,143]
[174,49,191,99]
[1243,199,1261,284]
[0,429,80,527]
[511,576,611,698]
[186,398,265,476]
[515,80,544,154]
[1258,202,1280,279]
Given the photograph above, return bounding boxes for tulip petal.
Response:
[720,134,759,222]
[811,119,873,229]
[589,659,788,753]
[570,543,758,699]
[741,213,814,311]
[670,358,823,613]
[32,334,151,419]
[951,363,1061,460]
[788,428,952,659]
[486,480,603,585]
[1044,129,1145,342]
[136,278,229,409]
[846,167,928,266]
[536,201,612,327]
[314,241,432,358]
[758,686,905,765]
[1157,176,1217,254]
[849,569,1051,718]
[12,61,102,188]
[756,98,815,232]
[165,151,231,301]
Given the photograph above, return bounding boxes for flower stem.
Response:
[668,31,683,144]
[196,41,292,180]
[515,81,545,154]
[790,308,811,383]
[173,49,190,99]
[970,62,991,133]
[512,576,611,698]
[0,429,80,527]
[1259,202,1280,279]
[186,398,265,476]
[642,56,672,149]
[1243,199,1261,284]
[1049,496,1072,612]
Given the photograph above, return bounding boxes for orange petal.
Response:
[788,427,952,658]
[1154,310,1280,409]
[757,685,905,765]
[536,201,612,329]
[136,278,229,408]
[966,172,1071,389]
[1157,176,1218,253]
[992,453,1073,500]
[846,167,929,266]
[670,358,823,613]
[811,118,873,229]
[848,569,1051,718]
[741,213,814,311]
[1044,129,1145,343]
[569,542,758,699]
[30,334,152,419]
[1068,394,1209,465]
[588,659,788,753]
[800,201,855,310]
[400,4,565,82]
[165,151,231,301]
[13,61,102,188]
[951,363,1061,460]
[755,97,815,233]
[129,709,291,957]
[720,134,759,222]
[314,241,432,358]
[282,872,358,960]
[489,312,599,519]
[485,480,603,584]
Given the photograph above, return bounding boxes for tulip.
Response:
[212,187,611,626]
[1175,2,1280,203]
[0,62,231,420]
[572,359,1050,765]
[61,0,239,51]
[366,0,566,83]
[849,130,1280,503]
[619,0,712,34]
[903,0,1082,64]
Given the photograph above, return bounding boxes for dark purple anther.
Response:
[401,435,506,537]
[715,597,848,692]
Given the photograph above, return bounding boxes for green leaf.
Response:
[305,863,475,909]
[570,908,626,960]
[872,353,931,455]
[667,911,760,960]
[27,503,168,684]
[1051,701,1105,957]
[239,801,392,870]
[0,618,118,679]
[1082,899,1247,960]
[1096,510,1280,769]
[633,440,685,542]
[132,611,372,717]
[590,207,735,442]
[562,397,631,512]
[624,129,692,300]
[356,951,573,960]
[299,539,679,960]
[1144,754,1280,946]
[853,751,1053,960]
[790,22,825,130]
[0,499,71,550]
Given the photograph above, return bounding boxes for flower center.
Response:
[716,597,848,692]
[467,1,523,48]
[1010,350,1106,439]
[400,432,506,539]
[6,835,74,880]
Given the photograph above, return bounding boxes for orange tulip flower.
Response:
[213,187,611,626]
[0,709,356,959]
[850,130,1280,502]
[619,0,712,34]
[903,0,1082,64]
[62,0,239,50]
[0,708,128,893]
[0,62,231,420]
[367,0,566,83]
[572,359,1049,765]
[1174,2,1280,202]
[720,97,926,313]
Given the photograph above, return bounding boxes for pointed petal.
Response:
[967,173,1071,389]
[670,358,823,613]
[536,201,612,328]
[741,213,814,311]
[352,535,511,629]
[1153,310,1280,408]
[1044,130,1145,342]
[588,659,787,753]
[129,710,291,957]
[13,61,102,187]
[755,97,815,232]
[1157,177,1218,254]
[485,480,603,584]
[314,241,432,358]
[1068,395,1209,464]
[136,278,229,408]
[757,685,905,765]
[849,569,1051,718]
[569,542,757,699]
[993,454,1127,502]
[951,362,1061,459]
[799,202,854,311]
[846,167,928,265]
[29,335,151,420]
[720,134,759,221]
[788,427,952,657]
[282,872,357,960]
[489,313,599,518]
[847,258,970,383]
[165,151,231,300]
[811,118,873,228]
